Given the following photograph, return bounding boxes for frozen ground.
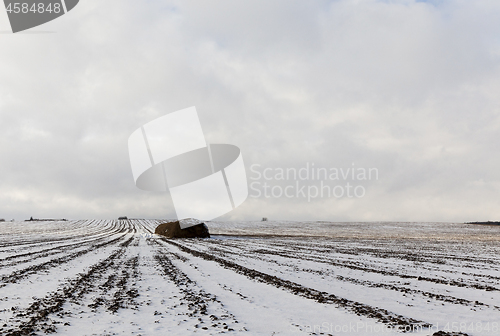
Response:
[0,219,498,336]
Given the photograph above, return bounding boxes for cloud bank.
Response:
[1,0,500,222]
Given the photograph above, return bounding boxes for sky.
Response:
[1,0,500,222]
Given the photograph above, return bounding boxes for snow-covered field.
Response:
[0,220,498,336]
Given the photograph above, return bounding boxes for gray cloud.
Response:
[1,0,500,222]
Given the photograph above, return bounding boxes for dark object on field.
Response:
[432,331,469,336]
[0,219,5,222]
[262,217,268,221]
[118,216,128,220]
[466,221,500,225]
[155,221,210,238]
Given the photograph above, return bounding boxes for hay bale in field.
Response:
[155,220,210,239]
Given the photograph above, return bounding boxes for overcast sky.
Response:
[1,0,500,222]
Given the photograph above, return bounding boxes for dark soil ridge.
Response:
[199,242,498,310]
[161,238,432,332]
[241,245,499,292]
[86,254,140,314]
[260,238,499,266]
[187,239,500,302]
[0,231,126,268]
[106,256,140,313]
[151,239,240,332]
[335,275,499,311]
[1,235,135,336]
[0,233,129,287]
[0,219,117,249]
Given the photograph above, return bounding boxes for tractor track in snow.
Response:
[187,240,500,311]
[161,238,433,332]
[0,235,135,336]
[0,231,132,288]
[150,239,242,333]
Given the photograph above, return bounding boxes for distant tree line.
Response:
[466,221,500,225]
[25,217,68,222]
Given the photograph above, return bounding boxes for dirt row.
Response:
[199,240,498,310]
[1,220,490,336]
[0,220,115,250]
[0,230,128,269]
[0,233,130,288]
[151,239,243,333]
[218,241,499,292]
[3,229,241,335]
[162,238,432,332]
[265,238,499,266]
[1,235,136,336]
